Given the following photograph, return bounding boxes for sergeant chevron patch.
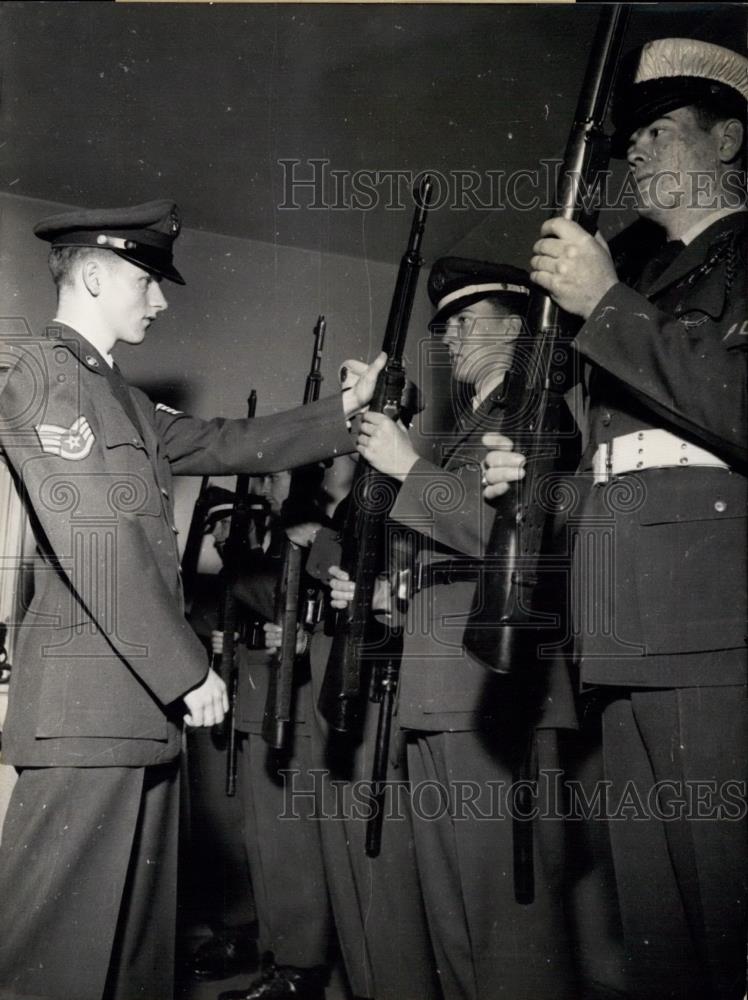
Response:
[155,402,182,415]
[35,415,95,461]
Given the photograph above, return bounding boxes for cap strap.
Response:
[436,282,529,313]
[96,234,137,250]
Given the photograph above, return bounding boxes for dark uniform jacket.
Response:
[571,210,748,688]
[0,324,352,766]
[390,393,577,732]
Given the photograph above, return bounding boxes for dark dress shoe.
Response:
[189,929,258,981]
[217,963,328,1000]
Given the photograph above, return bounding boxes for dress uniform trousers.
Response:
[308,631,440,1000]
[235,647,332,969]
[0,761,179,1000]
[601,685,747,1000]
[405,726,576,1000]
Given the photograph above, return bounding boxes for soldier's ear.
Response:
[717,118,744,164]
[505,315,524,340]
[80,257,103,298]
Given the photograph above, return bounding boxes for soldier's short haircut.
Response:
[483,293,528,320]
[47,246,114,289]
[691,95,747,164]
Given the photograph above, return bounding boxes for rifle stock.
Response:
[463,5,629,674]
[262,316,326,750]
[318,177,432,735]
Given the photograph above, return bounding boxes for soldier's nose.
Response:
[151,283,168,313]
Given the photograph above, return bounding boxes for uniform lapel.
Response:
[644,211,747,300]
[128,386,159,457]
[442,396,503,469]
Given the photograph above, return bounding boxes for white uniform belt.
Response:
[592,429,728,484]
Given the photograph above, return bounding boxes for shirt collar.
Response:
[48,321,113,373]
[52,319,114,368]
[471,373,506,411]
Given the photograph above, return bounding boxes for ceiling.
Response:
[1,2,743,264]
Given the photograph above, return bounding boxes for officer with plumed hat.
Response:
[330,256,580,999]
[484,36,748,1000]
[0,199,385,1000]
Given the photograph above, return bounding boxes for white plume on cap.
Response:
[635,38,748,100]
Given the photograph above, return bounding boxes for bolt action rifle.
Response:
[262,316,327,750]
[318,176,432,736]
[463,5,630,676]
[462,5,629,906]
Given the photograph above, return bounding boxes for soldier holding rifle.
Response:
[483,39,747,1000]
[267,447,440,1000]
[216,466,334,1000]
[330,258,579,1000]
[183,485,264,981]
[0,199,384,1000]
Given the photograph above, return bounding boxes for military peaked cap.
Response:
[202,486,236,532]
[612,38,748,155]
[427,257,530,329]
[34,199,185,284]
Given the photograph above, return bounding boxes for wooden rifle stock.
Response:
[463,5,629,675]
[221,390,258,796]
[262,316,326,749]
[318,177,432,735]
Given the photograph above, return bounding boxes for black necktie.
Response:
[635,239,685,291]
[108,363,145,438]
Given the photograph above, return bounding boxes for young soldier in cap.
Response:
[0,199,383,1000]
[484,38,747,1000]
[331,258,579,1000]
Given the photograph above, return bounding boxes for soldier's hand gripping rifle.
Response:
[318,176,432,735]
[262,316,326,750]
[219,390,258,796]
[463,5,629,675]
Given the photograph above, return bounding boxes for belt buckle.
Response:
[593,440,613,485]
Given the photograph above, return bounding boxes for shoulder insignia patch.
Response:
[155,402,182,416]
[35,416,95,461]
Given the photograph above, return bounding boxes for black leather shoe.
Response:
[217,963,328,1000]
[189,928,258,981]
